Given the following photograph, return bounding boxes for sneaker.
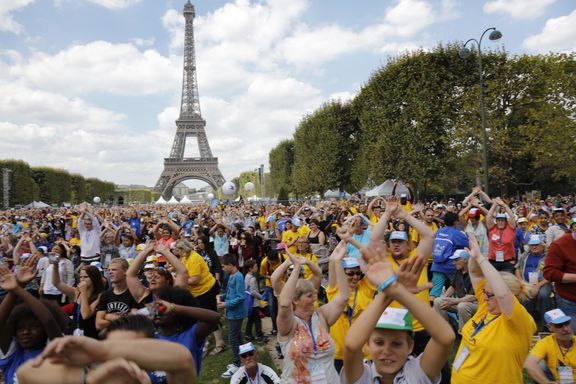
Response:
[256,336,269,343]
[221,365,239,378]
[244,335,254,342]
[266,330,277,336]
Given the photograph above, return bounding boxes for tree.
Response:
[269,139,295,196]
[292,101,359,196]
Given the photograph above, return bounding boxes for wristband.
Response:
[377,275,398,292]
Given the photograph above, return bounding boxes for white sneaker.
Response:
[221,365,239,378]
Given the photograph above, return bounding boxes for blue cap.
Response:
[449,249,470,260]
[527,234,543,246]
[239,342,255,355]
[544,309,572,325]
[342,257,360,269]
[389,231,408,241]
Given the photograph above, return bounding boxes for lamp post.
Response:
[459,27,502,195]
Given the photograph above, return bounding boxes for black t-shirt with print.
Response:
[96,288,140,315]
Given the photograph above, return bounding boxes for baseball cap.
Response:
[527,234,543,246]
[37,246,48,254]
[517,217,528,224]
[375,308,413,333]
[495,213,507,220]
[569,217,576,228]
[449,249,470,260]
[90,261,103,271]
[435,204,445,209]
[342,257,360,269]
[144,263,156,270]
[468,208,480,217]
[145,255,159,264]
[389,231,408,241]
[400,193,407,199]
[239,342,255,355]
[552,207,564,213]
[544,309,572,325]
[136,244,146,251]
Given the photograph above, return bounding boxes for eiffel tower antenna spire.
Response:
[154,1,225,197]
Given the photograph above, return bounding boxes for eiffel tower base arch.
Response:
[154,158,225,198]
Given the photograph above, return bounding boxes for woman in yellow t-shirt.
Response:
[326,241,376,373]
[451,234,536,384]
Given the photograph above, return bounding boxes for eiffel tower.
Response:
[154,0,225,197]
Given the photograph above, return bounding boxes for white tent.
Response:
[155,196,167,205]
[365,180,410,197]
[179,195,192,204]
[23,201,50,208]
[167,196,179,204]
[323,189,351,199]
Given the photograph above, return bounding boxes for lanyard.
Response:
[556,338,574,364]
[470,314,500,340]
[75,302,81,329]
[245,366,260,384]
[295,314,317,354]
[347,288,359,325]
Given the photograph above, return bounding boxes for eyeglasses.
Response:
[551,321,571,329]
[240,237,246,240]
[345,271,364,278]
[482,289,495,299]
[240,351,255,358]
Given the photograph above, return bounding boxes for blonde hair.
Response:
[175,239,194,253]
[499,272,534,302]
[296,236,311,254]
[294,278,314,300]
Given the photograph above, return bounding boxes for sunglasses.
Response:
[240,351,255,358]
[345,271,364,278]
[551,321,571,329]
[240,237,246,240]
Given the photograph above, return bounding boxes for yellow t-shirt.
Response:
[387,249,430,332]
[400,201,412,212]
[326,279,376,360]
[281,230,300,254]
[530,334,576,383]
[69,237,81,248]
[182,250,216,297]
[451,279,536,384]
[294,252,319,281]
[369,213,380,225]
[410,221,438,245]
[297,225,311,237]
[259,255,285,288]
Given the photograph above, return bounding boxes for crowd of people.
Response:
[0,186,575,383]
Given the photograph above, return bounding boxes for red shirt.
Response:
[488,225,516,262]
[544,233,576,302]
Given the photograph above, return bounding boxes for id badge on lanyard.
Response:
[558,365,573,384]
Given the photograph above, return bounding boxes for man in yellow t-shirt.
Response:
[281,221,300,254]
[410,207,439,247]
[525,309,576,384]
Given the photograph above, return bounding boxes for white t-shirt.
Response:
[340,355,440,384]
[230,363,280,384]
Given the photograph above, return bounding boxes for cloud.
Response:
[11,41,181,96]
[277,0,457,66]
[0,0,34,34]
[484,0,556,20]
[85,0,142,9]
[523,9,576,53]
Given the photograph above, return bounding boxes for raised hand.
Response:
[360,242,394,288]
[396,254,432,294]
[32,336,107,368]
[86,358,152,384]
[16,253,40,285]
[386,196,403,218]
[472,186,482,195]
[0,266,19,291]
[466,233,483,261]
[153,243,167,254]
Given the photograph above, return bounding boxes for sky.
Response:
[0,0,575,190]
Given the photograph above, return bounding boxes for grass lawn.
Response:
[198,314,278,383]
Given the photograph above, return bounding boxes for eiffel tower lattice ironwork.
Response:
[154,0,225,197]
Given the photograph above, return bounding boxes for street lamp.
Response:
[459,27,502,195]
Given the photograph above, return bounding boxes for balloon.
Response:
[93,196,101,204]
[244,182,255,192]
[207,193,214,199]
[222,181,237,196]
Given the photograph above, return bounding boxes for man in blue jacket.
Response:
[219,253,248,378]
[430,212,469,301]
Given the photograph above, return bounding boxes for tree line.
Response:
[0,159,116,207]
[268,44,576,199]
